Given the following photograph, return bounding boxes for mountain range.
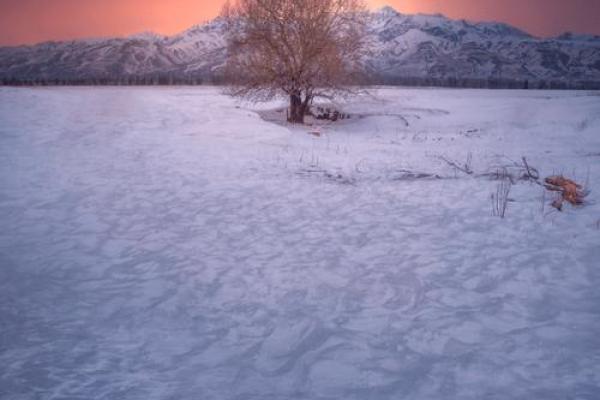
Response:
[1,6,599,89]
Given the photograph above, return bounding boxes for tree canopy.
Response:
[222,0,367,123]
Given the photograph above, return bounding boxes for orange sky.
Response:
[1,0,599,46]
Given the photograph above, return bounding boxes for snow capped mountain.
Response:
[366,7,600,88]
[1,7,599,88]
[0,18,229,84]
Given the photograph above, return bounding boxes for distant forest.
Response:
[1,74,599,90]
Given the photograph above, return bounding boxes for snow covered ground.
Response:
[1,86,599,400]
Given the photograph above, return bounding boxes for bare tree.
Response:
[222,0,367,124]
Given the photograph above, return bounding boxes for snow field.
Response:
[0,87,599,399]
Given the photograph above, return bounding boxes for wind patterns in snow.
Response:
[0,87,599,399]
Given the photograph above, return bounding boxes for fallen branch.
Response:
[520,157,540,183]
[390,169,443,181]
[438,153,473,175]
[486,156,541,185]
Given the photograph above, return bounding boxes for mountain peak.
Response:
[128,31,165,41]
[376,5,400,17]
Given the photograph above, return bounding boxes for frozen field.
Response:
[1,87,599,400]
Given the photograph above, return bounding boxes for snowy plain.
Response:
[0,86,599,400]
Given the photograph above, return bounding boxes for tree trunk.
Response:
[289,91,304,124]
[300,94,312,118]
[288,92,313,124]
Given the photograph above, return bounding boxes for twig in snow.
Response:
[491,168,512,218]
[520,157,541,183]
[484,156,541,185]
[438,152,473,175]
[540,187,546,215]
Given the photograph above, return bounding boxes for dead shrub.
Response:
[544,175,587,211]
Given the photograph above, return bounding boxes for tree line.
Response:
[2,74,598,91]
[0,73,226,86]
[368,75,600,90]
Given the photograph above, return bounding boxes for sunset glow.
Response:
[0,0,599,46]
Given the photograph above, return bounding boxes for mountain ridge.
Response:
[1,7,599,89]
